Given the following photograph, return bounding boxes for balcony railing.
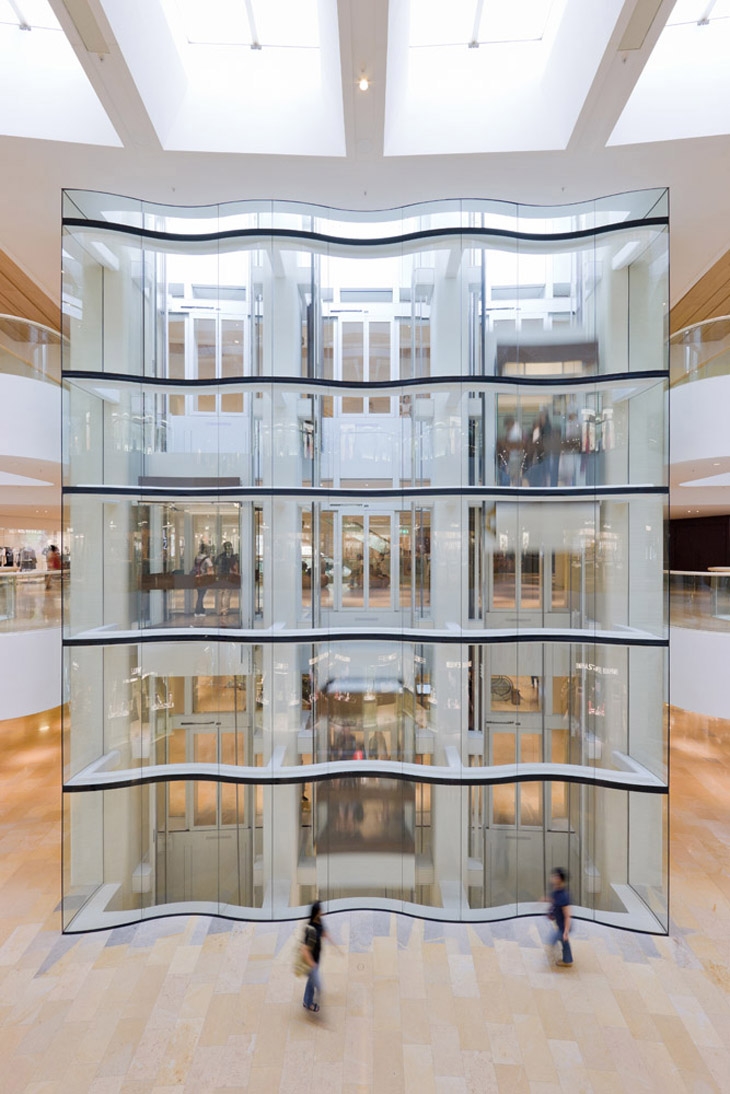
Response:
[0,571,63,632]
[667,570,730,631]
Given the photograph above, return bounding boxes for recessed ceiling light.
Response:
[359,75,370,92]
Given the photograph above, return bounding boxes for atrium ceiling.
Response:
[0,0,729,311]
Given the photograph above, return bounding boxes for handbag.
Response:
[293,925,315,977]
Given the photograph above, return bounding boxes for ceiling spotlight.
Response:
[358,75,369,92]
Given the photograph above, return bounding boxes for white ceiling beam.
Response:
[47,0,163,149]
[566,0,676,153]
[336,0,388,164]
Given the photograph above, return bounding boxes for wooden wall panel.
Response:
[0,249,59,331]
[671,248,730,334]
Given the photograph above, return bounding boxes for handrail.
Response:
[669,315,730,389]
[0,314,64,386]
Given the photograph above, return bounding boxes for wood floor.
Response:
[1,706,729,1092]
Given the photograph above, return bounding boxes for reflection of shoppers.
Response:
[545,867,573,967]
[544,416,561,487]
[192,543,214,617]
[216,541,239,616]
[506,417,524,486]
[301,901,342,1013]
[45,544,61,590]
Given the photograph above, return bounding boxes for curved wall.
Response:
[0,629,61,718]
[0,373,59,464]
[62,191,669,933]
[670,627,730,721]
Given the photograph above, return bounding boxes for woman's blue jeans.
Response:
[303,963,321,1007]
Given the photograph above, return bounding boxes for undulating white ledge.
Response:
[65,749,666,793]
[64,373,665,394]
[64,623,667,646]
[63,222,667,264]
[63,885,665,936]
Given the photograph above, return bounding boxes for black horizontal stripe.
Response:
[62,215,668,248]
[61,368,668,389]
[60,904,668,937]
[63,629,669,648]
[63,484,669,499]
[63,769,667,793]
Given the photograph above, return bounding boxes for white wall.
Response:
[0,628,61,719]
[0,374,59,463]
[671,374,730,466]
[670,626,730,720]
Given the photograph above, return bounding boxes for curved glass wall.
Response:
[62,191,669,933]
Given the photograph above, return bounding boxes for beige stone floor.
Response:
[2,707,730,1092]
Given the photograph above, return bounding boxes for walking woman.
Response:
[301,900,341,1012]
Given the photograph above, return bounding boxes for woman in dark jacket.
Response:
[301,900,342,1012]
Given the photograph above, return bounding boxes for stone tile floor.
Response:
[1,706,730,1092]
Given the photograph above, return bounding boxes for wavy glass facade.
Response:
[61,190,669,933]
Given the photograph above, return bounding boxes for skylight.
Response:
[609,0,730,145]
[174,0,319,49]
[0,0,60,31]
[0,0,121,144]
[410,0,557,48]
[103,0,344,155]
[385,0,624,155]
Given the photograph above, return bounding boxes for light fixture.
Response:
[358,75,369,92]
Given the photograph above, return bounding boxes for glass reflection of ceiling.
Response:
[0,0,121,144]
[609,0,730,144]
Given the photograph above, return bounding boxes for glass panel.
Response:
[369,515,391,608]
[194,734,218,826]
[520,550,541,611]
[551,553,569,609]
[320,509,334,608]
[301,508,313,609]
[493,549,516,609]
[221,392,243,413]
[399,510,412,609]
[399,319,412,380]
[369,321,391,390]
[414,510,431,611]
[167,780,186,823]
[492,784,515,825]
[194,318,216,380]
[342,515,364,608]
[520,782,543,826]
[323,317,335,380]
[168,317,186,379]
[342,322,363,376]
[221,319,244,378]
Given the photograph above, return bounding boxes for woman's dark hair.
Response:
[309,900,322,923]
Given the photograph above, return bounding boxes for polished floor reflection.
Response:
[2,705,730,1091]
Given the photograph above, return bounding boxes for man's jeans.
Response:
[549,924,573,964]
